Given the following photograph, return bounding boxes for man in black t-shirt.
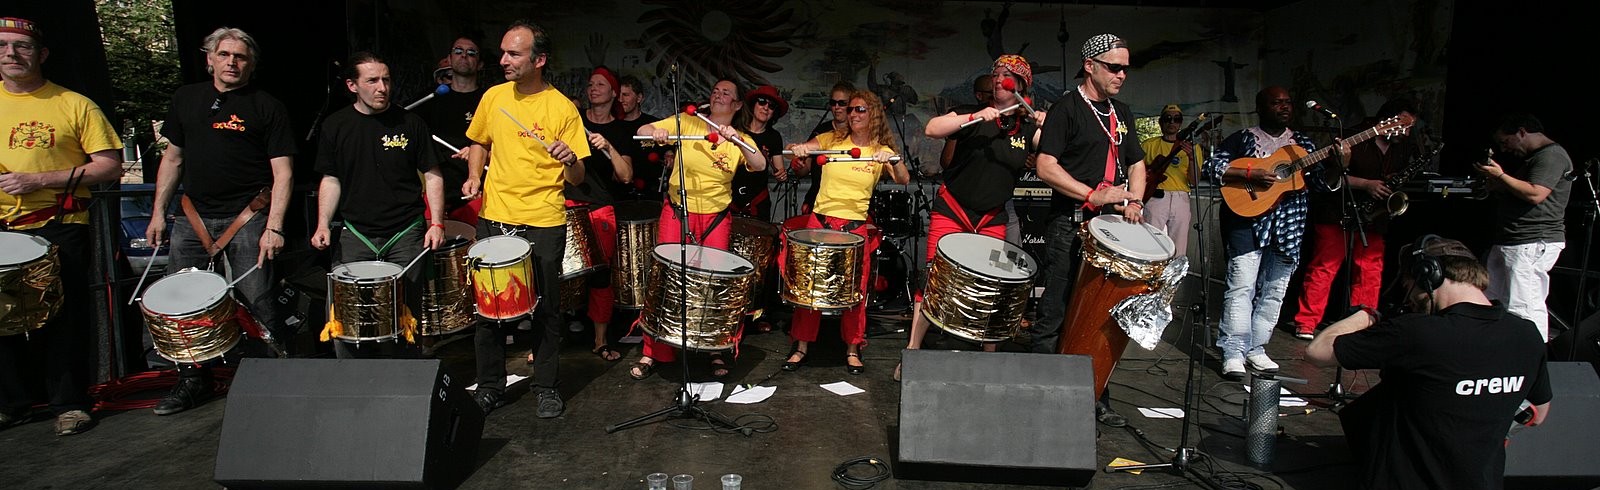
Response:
[1309,236,1552,490]
[310,53,445,358]
[146,27,296,416]
[617,75,662,200]
[1033,34,1145,427]
[412,35,486,223]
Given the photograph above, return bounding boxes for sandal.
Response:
[782,348,808,372]
[710,354,730,379]
[629,360,655,380]
[845,353,865,375]
[592,344,622,362]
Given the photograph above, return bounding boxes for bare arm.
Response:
[257,156,294,265]
[463,144,488,199]
[144,144,184,245]
[422,167,445,249]
[1478,157,1554,205]
[1035,153,1095,201]
[1307,310,1376,367]
[0,149,124,194]
[310,175,340,250]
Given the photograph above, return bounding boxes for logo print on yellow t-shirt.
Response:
[212,115,248,132]
[710,152,734,174]
[381,134,410,150]
[8,121,56,150]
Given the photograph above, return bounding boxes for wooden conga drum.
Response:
[1058,215,1177,398]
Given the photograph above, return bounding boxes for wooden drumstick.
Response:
[497,108,553,151]
[127,240,163,305]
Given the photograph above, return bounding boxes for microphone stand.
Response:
[1571,159,1598,361]
[1296,120,1359,408]
[608,67,743,435]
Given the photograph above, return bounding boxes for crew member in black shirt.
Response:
[411,35,486,224]
[145,27,296,416]
[1309,236,1552,490]
[310,52,445,358]
[564,66,634,362]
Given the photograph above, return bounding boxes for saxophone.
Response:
[1361,143,1442,220]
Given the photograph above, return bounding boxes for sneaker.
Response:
[1294,332,1315,341]
[1221,358,1246,380]
[153,376,213,416]
[567,320,584,333]
[535,389,564,419]
[54,410,94,436]
[473,389,505,415]
[1247,353,1280,372]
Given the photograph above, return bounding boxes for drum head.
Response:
[468,235,532,266]
[1086,215,1175,262]
[0,231,50,267]
[652,244,754,276]
[615,200,660,223]
[332,261,404,281]
[936,233,1036,281]
[787,228,864,248]
[732,216,778,237]
[143,269,228,316]
[442,220,476,242]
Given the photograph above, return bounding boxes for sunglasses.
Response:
[1090,58,1128,74]
[451,47,478,57]
[1159,116,1182,123]
[846,105,869,114]
[754,97,773,107]
[829,99,849,107]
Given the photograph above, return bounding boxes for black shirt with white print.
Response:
[315,106,441,238]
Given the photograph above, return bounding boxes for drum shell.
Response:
[1058,216,1174,398]
[561,206,607,279]
[780,228,865,311]
[640,244,754,351]
[418,237,474,336]
[729,217,779,314]
[468,236,537,321]
[920,233,1035,342]
[0,233,61,337]
[612,201,659,309]
[328,262,405,342]
[139,270,242,363]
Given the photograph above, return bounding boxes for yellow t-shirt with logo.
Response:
[1141,136,1206,193]
[0,82,122,229]
[466,82,590,228]
[812,132,894,221]
[656,115,756,214]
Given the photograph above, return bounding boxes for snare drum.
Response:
[442,219,476,242]
[729,217,779,314]
[640,244,755,351]
[327,261,406,342]
[418,235,474,336]
[781,228,865,312]
[1059,215,1176,398]
[561,206,607,279]
[140,269,243,363]
[920,233,1037,342]
[0,232,62,337]
[467,235,537,321]
[612,200,659,309]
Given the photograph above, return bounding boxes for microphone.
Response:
[1173,112,1212,141]
[404,84,452,111]
[1304,100,1339,119]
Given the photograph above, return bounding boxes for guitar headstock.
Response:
[1375,113,1415,138]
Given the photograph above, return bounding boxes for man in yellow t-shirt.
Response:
[0,17,124,436]
[461,20,589,419]
[1140,104,1205,255]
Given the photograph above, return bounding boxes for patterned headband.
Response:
[1081,33,1126,60]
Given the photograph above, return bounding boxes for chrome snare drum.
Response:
[612,201,659,309]
[0,231,61,337]
[327,261,407,342]
[920,233,1037,342]
[729,217,779,314]
[419,233,475,337]
[140,269,243,363]
[780,228,865,312]
[640,244,755,351]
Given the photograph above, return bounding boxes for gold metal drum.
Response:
[418,234,474,336]
[640,244,755,351]
[612,201,659,309]
[0,231,61,337]
[561,206,606,279]
[139,269,243,363]
[781,228,864,312]
[729,217,779,314]
[921,233,1037,342]
[327,261,405,342]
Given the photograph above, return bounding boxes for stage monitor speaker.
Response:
[214,358,484,489]
[1504,361,1600,490]
[896,350,1096,486]
[1549,311,1600,379]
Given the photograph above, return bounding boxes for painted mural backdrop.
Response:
[357,0,1450,174]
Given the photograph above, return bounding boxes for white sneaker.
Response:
[1221,358,1246,379]
[1247,353,1279,372]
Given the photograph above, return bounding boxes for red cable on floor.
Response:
[88,368,234,412]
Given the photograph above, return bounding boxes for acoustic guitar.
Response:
[1142,113,1223,201]
[1220,113,1413,218]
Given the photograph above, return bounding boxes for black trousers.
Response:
[472,220,565,392]
[0,223,95,415]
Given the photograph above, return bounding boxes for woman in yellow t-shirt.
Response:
[629,78,766,380]
[782,90,910,375]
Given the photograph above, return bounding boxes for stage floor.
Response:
[0,285,1369,489]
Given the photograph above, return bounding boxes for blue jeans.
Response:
[168,213,280,338]
[1216,246,1298,362]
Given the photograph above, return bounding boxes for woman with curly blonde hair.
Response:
[782,90,910,374]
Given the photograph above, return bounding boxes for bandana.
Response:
[0,17,42,42]
[993,54,1032,92]
[1081,33,1126,60]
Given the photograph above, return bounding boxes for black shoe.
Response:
[1095,401,1127,428]
[474,389,505,415]
[845,353,865,375]
[153,376,213,416]
[535,389,564,419]
[782,347,808,372]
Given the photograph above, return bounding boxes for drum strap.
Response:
[180,187,271,257]
[936,187,998,232]
[730,188,769,217]
[666,197,731,244]
[813,212,864,233]
[346,217,424,256]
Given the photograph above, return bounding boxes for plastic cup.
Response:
[671,473,694,490]
[720,473,742,490]
[646,472,669,490]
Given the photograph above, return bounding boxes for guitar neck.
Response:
[1288,126,1384,173]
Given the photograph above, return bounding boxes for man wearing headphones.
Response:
[1306,236,1551,490]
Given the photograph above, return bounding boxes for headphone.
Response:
[1409,234,1445,292]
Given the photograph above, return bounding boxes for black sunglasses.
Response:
[846,105,869,114]
[451,47,478,56]
[1090,58,1128,74]
[754,97,773,107]
[1159,115,1182,123]
[829,99,849,107]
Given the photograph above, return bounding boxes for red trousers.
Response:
[784,214,877,346]
[642,202,733,362]
[1294,223,1384,334]
[567,201,616,325]
[915,207,1006,302]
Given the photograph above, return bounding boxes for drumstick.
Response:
[683,105,761,154]
[497,108,553,151]
[431,135,463,154]
[400,246,432,278]
[631,135,712,142]
[127,240,163,305]
[958,103,1025,128]
[227,263,261,289]
[818,155,903,163]
[780,148,858,157]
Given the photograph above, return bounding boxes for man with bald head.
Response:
[1203,86,1343,379]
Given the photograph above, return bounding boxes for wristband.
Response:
[267,228,285,238]
[429,223,445,229]
[967,114,975,122]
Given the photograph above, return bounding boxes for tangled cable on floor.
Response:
[832,456,892,489]
[88,367,234,411]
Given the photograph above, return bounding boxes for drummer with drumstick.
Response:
[309,52,446,359]
[0,17,124,436]
[558,66,635,363]
[461,20,589,419]
[626,78,765,381]
[784,90,910,376]
[898,54,1045,379]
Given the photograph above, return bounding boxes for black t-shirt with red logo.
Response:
[162,82,297,218]
[314,106,440,237]
[1334,301,1552,490]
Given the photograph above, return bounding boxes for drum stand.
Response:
[608,65,744,435]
